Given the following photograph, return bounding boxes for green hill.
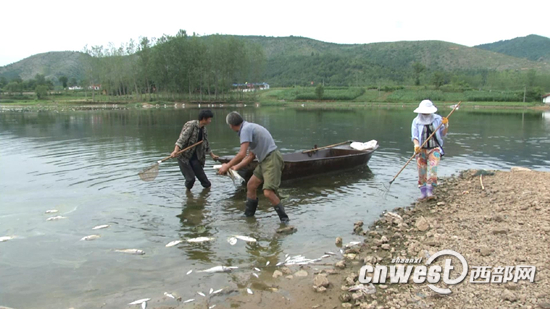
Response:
[474,34,550,62]
[0,51,89,83]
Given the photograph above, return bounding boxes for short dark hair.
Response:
[226,111,243,126]
[198,109,214,121]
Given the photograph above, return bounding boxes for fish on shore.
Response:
[45,210,58,214]
[197,291,205,297]
[247,288,253,295]
[183,299,194,303]
[0,236,15,242]
[92,225,109,230]
[234,235,257,242]
[164,292,179,300]
[115,249,145,255]
[186,270,193,275]
[187,237,214,243]
[212,288,223,295]
[199,266,237,273]
[254,267,261,272]
[165,240,183,247]
[47,216,66,221]
[80,235,100,241]
[227,237,237,245]
[128,298,150,305]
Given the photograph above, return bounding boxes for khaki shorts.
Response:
[252,150,284,191]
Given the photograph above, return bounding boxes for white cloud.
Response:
[1,0,549,66]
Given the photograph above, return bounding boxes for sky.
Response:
[2,0,549,67]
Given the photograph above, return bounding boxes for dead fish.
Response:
[115,249,145,255]
[197,291,205,297]
[92,225,109,230]
[187,237,214,243]
[199,266,235,273]
[209,288,213,294]
[141,302,147,309]
[186,270,193,275]
[0,236,15,242]
[212,288,223,294]
[234,235,257,242]
[209,305,216,309]
[45,210,58,214]
[252,273,259,278]
[227,237,237,245]
[47,216,66,221]
[183,299,194,303]
[165,240,183,247]
[324,251,336,255]
[321,254,330,258]
[344,241,361,247]
[80,235,100,241]
[128,298,150,305]
[254,267,261,272]
[247,288,253,295]
[266,261,270,266]
[276,262,284,266]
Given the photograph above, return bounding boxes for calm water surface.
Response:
[0,106,549,308]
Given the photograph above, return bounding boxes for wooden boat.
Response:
[217,142,378,182]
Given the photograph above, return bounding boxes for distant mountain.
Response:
[475,34,550,62]
[0,51,89,82]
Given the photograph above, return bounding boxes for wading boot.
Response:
[426,185,436,200]
[244,198,258,217]
[274,203,290,224]
[418,186,427,201]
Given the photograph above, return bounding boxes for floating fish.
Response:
[165,240,183,247]
[247,288,253,295]
[252,273,259,278]
[234,235,257,242]
[212,289,223,295]
[0,236,15,242]
[115,249,145,255]
[47,216,66,221]
[209,288,213,294]
[344,241,361,248]
[141,302,147,309]
[183,299,194,303]
[325,251,336,255]
[199,266,237,273]
[227,237,237,245]
[164,292,176,299]
[254,267,261,272]
[187,237,214,243]
[266,261,270,266]
[321,254,330,258]
[45,210,58,214]
[128,298,150,305]
[186,270,193,275]
[92,225,109,230]
[197,292,205,297]
[209,305,216,309]
[276,262,284,266]
[80,235,100,241]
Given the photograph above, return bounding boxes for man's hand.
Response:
[211,153,220,161]
[170,150,179,158]
[442,117,449,125]
[218,163,230,175]
[414,145,421,154]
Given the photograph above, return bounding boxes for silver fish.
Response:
[92,225,109,230]
[254,267,261,272]
[276,262,284,266]
[187,237,214,243]
[212,288,223,294]
[165,240,183,247]
[234,235,257,242]
[47,216,66,221]
[183,299,194,303]
[344,241,361,248]
[141,302,146,309]
[321,254,330,258]
[266,261,270,266]
[80,235,100,241]
[197,291,205,297]
[199,266,235,273]
[128,298,150,305]
[0,236,15,242]
[115,249,145,255]
[227,237,237,245]
[252,273,259,278]
[186,270,193,275]
[45,209,58,214]
[324,251,336,255]
[209,305,216,309]
[164,292,176,299]
[247,288,253,295]
[209,288,213,294]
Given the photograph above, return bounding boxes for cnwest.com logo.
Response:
[358,249,536,295]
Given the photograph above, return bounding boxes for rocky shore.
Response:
[155,168,550,309]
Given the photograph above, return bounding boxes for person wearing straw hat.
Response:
[411,100,449,200]
[218,111,289,224]
[171,110,219,190]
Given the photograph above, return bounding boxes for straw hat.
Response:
[413,100,437,114]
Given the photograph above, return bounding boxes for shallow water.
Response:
[0,106,549,308]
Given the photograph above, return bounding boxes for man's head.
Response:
[198,109,214,126]
[226,111,243,132]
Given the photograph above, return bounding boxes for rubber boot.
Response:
[426,185,435,200]
[418,186,427,200]
[274,203,290,224]
[244,198,258,217]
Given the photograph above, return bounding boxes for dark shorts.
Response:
[252,150,283,191]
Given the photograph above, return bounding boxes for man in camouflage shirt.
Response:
[171,110,219,190]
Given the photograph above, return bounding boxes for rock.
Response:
[354,226,363,234]
[315,286,327,293]
[276,226,297,234]
[280,267,292,275]
[380,236,389,243]
[335,260,346,269]
[342,303,352,308]
[272,270,283,278]
[502,290,517,302]
[354,221,364,227]
[416,216,430,232]
[313,274,330,288]
[339,293,352,302]
[295,270,308,277]
[352,292,364,300]
[381,244,391,250]
[344,253,357,260]
[493,229,508,235]
[538,303,550,309]
[285,275,293,279]
[480,248,492,256]
[436,202,446,206]
[336,237,343,246]
[511,167,532,172]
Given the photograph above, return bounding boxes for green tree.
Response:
[412,62,425,86]
[315,84,324,99]
[35,85,48,99]
[59,76,68,89]
[432,71,445,89]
